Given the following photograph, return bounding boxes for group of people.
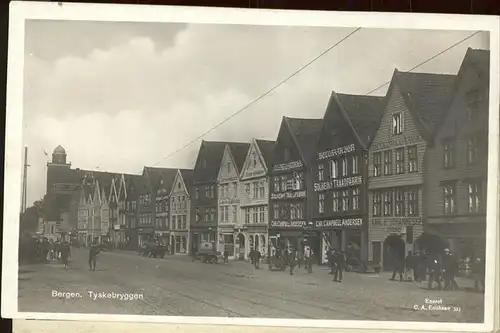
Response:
[31,237,72,268]
[270,244,315,275]
[390,248,485,292]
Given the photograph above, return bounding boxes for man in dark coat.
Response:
[254,249,261,269]
[288,248,297,275]
[88,239,100,271]
[249,248,255,265]
[390,250,404,282]
[443,249,459,291]
[327,247,335,274]
[60,241,71,269]
[427,255,443,290]
[333,250,345,282]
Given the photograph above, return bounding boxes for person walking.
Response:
[327,247,335,275]
[333,250,345,283]
[427,255,443,290]
[88,239,100,271]
[304,245,313,273]
[254,249,261,269]
[405,251,415,281]
[60,241,71,269]
[443,249,459,291]
[223,249,229,264]
[288,247,297,275]
[390,250,405,282]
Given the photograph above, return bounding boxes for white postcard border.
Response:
[3,1,499,332]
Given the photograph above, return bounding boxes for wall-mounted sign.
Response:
[270,220,306,228]
[384,224,404,233]
[270,190,306,200]
[372,135,421,151]
[371,216,422,226]
[221,177,239,183]
[273,160,303,172]
[318,144,355,160]
[314,218,362,229]
[314,176,362,192]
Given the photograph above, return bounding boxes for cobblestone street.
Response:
[18,247,484,322]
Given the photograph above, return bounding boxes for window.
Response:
[273,204,279,219]
[245,208,251,223]
[281,176,287,192]
[296,204,304,219]
[330,160,338,179]
[195,187,199,200]
[273,177,279,193]
[467,134,480,165]
[373,152,382,177]
[406,187,418,216]
[195,208,200,222]
[259,206,265,223]
[220,186,225,198]
[383,150,392,175]
[395,188,405,216]
[443,183,457,214]
[352,156,359,175]
[318,164,325,181]
[204,208,209,222]
[332,191,340,212]
[352,188,360,210]
[468,180,482,213]
[318,194,325,213]
[466,88,482,121]
[342,190,349,212]
[295,172,304,190]
[341,158,348,177]
[253,207,258,223]
[408,145,418,173]
[210,208,216,221]
[373,191,382,217]
[205,186,210,199]
[443,140,455,168]
[392,112,403,134]
[259,181,265,198]
[383,190,393,216]
[252,182,258,199]
[395,148,405,174]
[227,161,231,173]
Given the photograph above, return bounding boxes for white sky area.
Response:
[21,20,489,206]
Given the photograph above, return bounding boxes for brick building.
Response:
[216,142,250,260]
[268,117,323,256]
[424,48,490,260]
[367,69,456,270]
[239,138,275,259]
[312,92,384,263]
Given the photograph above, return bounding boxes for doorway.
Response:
[237,233,245,260]
[383,234,405,271]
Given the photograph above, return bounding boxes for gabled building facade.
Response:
[312,92,384,263]
[169,169,194,255]
[216,142,250,260]
[239,139,275,260]
[124,174,141,249]
[367,69,456,270]
[190,141,228,255]
[268,117,323,256]
[137,168,155,246]
[425,48,490,260]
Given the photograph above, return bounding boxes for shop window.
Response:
[352,188,360,210]
[332,191,340,212]
[318,194,325,213]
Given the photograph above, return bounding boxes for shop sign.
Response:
[372,135,421,151]
[270,190,306,200]
[273,160,303,172]
[318,144,355,160]
[314,176,362,192]
[371,216,422,226]
[384,224,404,233]
[314,218,363,228]
[270,220,306,228]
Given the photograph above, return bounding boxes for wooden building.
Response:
[312,92,384,263]
[424,48,490,260]
[367,69,456,270]
[239,139,276,259]
[268,117,323,255]
[169,169,193,255]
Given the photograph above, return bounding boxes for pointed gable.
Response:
[179,169,194,196]
[218,143,243,182]
[171,169,193,197]
[241,139,274,180]
[227,142,250,172]
[193,140,229,184]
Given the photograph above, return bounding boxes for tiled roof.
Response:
[285,117,324,163]
[193,141,228,184]
[255,139,276,168]
[335,93,385,147]
[228,142,251,172]
[394,70,456,135]
[179,169,194,194]
[144,167,178,193]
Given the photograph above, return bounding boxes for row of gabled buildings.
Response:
[42,47,490,268]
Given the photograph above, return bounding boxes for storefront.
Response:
[246,224,268,257]
[170,231,188,254]
[217,226,237,258]
[313,217,364,264]
[137,227,154,246]
[268,220,306,255]
[154,230,170,247]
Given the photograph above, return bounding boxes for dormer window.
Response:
[227,161,231,173]
[392,112,403,135]
[252,155,257,167]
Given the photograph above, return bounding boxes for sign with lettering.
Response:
[314,176,362,192]
[314,218,363,229]
[372,135,421,151]
[318,144,355,160]
[270,220,306,228]
[244,170,266,178]
[270,190,306,200]
[371,216,422,226]
[384,224,404,233]
[273,160,303,172]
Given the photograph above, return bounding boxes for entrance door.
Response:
[383,235,405,271]
[237,234,245,260]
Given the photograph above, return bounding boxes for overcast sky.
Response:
[21,19,489,206]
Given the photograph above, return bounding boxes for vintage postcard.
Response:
[2,1,499,332]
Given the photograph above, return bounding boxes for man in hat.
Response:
[443,248,459,291]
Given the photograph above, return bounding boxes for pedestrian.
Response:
[442,249,459,291]
[304,245,313,273]
[473,256,485,292]
[60,241,71,269]
[249,247,255,265]
[254,249,261,269]
[427,255,443,290]
[288,247,297,275]
[405,251,415,281]
[333,249,345,282]
[223,249,229,263]
[88,239,100,271]
[390,250,404,282]
[327,247,335,275]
